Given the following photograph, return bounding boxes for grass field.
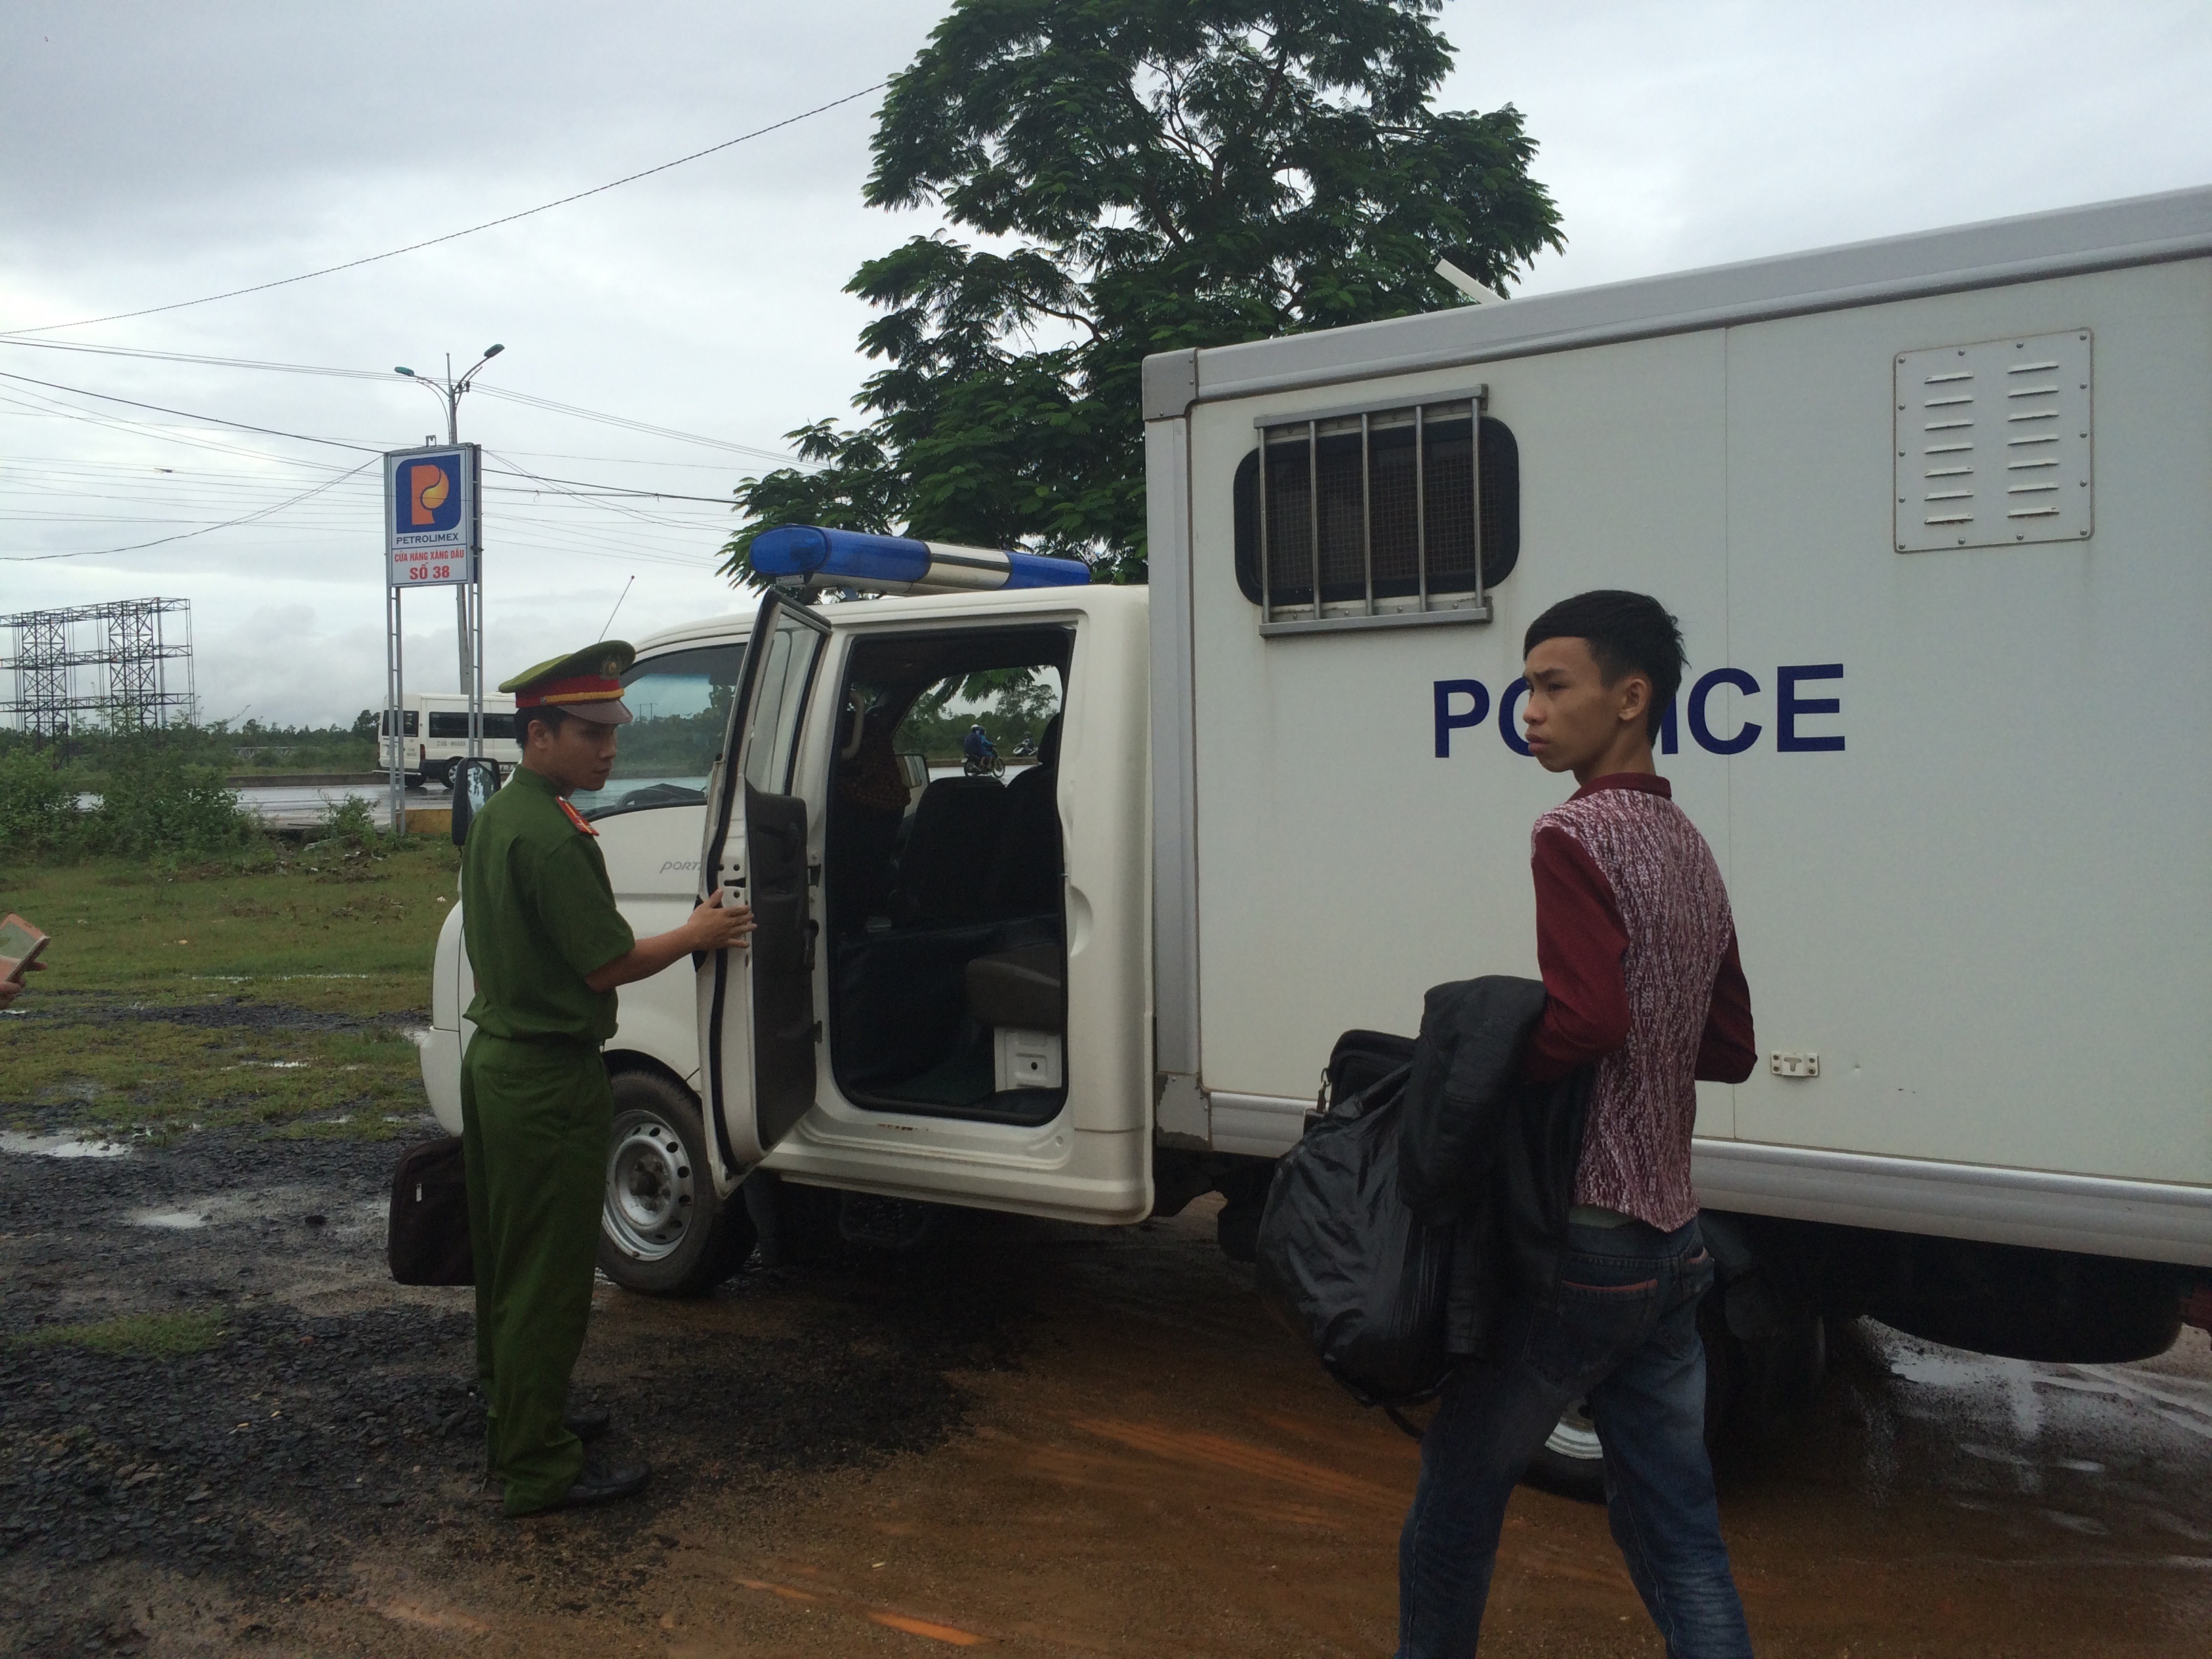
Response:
[8,1311,227,1357]
[0,840,458,1140]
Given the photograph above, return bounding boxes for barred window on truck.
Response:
[1233,396,1519,636]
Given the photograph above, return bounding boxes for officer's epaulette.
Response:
[558,798,599,838]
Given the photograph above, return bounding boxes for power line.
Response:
[0,344,814,464]
[470,386,811,464]
[0,390,369,472]
[2,83,886,337]
[0,442,747,472]
[482,466,734,505]
[0,449,735,559]
[0,459,377,562]
[0,377,764,562]
[484,449,717,533]
[0,369,381,452]
[0,337,390,381]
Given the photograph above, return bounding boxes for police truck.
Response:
[420,186,2212,1490]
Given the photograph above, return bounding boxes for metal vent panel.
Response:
[1895,330,2091,552]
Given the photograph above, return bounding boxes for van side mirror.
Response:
[451,758,501,846]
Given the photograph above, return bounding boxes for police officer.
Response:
[461,641,754,1516]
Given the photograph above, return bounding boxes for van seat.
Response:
[965,943,1065,1031]
[985,713,1063,917]
[890,776,1008,925]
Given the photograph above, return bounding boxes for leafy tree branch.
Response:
[721,0,1563,588]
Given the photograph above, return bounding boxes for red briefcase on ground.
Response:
[388,1135,474,1286]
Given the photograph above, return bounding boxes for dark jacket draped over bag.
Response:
[1253,975,1593,1409]
[1399,976,1593,1361]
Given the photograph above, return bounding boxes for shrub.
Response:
[0,748,81,855]
[317,793,380,853]
[91,747,255,858]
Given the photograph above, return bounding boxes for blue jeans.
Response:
[1397,1218,1753,1658]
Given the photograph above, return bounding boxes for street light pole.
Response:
[395,346,503,769]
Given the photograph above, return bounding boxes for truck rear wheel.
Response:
[596,1069,756,1296]
[1523,1397,1607,1502]
[1520,1234,1814,1504]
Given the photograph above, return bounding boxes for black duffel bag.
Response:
[1254,1029,1454,1412]
[388,1135,474,1286]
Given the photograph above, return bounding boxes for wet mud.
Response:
[0,1123,1010,1656]
[5,989,424,1039]
[0,1122,2205,1657]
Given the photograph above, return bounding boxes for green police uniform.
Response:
[460,642,636,1516]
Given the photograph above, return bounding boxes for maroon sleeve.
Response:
[1521,825,1631,1082]
[1694,932,1757,1083]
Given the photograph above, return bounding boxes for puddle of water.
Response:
[0,1130,132,1160]
[1888,1347,1990,1389]
[122,1187,384,1235]
[2042,1509,2110,1535]
[186,972,371,983]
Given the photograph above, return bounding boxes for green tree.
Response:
[720,0,1562,588]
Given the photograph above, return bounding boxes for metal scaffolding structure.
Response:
[0,598,195,738]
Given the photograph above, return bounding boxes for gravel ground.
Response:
[5,991,424,1037]
[0,1119,1025,1658]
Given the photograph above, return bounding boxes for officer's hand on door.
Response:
[586,894,756,991]
[686,893,757,952]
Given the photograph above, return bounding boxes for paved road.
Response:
[230,763,1029,830]
[1,1106,2203,1658]
[230,780,433,831]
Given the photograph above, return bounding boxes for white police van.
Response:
[421,186,2212,1484]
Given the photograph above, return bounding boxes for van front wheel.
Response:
[596,1069,756,1296]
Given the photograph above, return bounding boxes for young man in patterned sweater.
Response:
[1397,591,1759,1659]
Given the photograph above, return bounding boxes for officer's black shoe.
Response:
[554,1462,649,1511]
[565,1404,611,1443]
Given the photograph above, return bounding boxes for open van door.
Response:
[697,588,832,1190]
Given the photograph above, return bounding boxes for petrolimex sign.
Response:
[383,442,480,588]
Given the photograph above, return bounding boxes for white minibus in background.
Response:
[378,693,520,787]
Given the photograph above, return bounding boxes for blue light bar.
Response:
[749,525,1090,596]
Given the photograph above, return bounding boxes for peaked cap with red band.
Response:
[500,640,636,726]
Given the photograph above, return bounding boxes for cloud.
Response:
[1444,0,2212,290]
[5,0,2209,725]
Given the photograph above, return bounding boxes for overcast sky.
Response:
[5,1,2209,728]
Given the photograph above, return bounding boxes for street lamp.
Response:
[393,344,505,443]
[393,346,506,712]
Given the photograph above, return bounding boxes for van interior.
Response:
[823,626,1071,1126]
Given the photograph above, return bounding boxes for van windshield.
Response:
[570,642,745,819]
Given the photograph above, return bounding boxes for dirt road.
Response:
[1,1120,2207,1658]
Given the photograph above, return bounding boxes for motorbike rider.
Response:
[962,722,997,766]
